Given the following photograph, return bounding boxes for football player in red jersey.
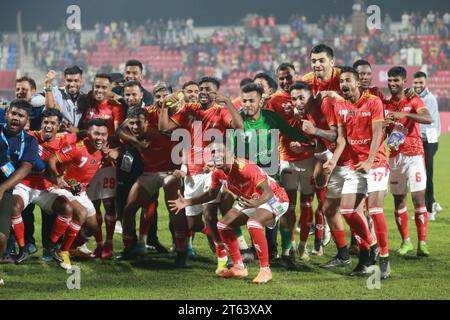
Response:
[159,76,244,268]
[117,92,183,263]
[79,74,124,259]
[267,65,317,261]
[331,67,391,278]
[232,78,253,112]
[288,82,353,264]
[353,60,386,102]
[302,44,342,96]
[385,66,432,257]
[11,109,77,264]
[169,141,289,284]
[182,81,200,104]
[46,118,110,270]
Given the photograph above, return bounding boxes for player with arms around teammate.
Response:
[170,141,289,284]
[385,66,432,257]
[46,119,111,270]
[10,109,77,264]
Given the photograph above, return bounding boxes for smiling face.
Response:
[290,88,311,118]
[88,125,108,150]
[41,115,60,141]
[340,72,360,101]
[6,107,29,134]
[199,82,218,108]
[15,81,35,101]
[311,52,334,80]
[154,89,171,108]
[124,66,143,82]
[210,142,233,171]
[124,85,143,108]
[127,114,146,138]
[388,75,406,96]
[413,76,427,95]
[277,69,294,92]
[183,84,199,103]
[65,73,82,96]
[93,77,111,102]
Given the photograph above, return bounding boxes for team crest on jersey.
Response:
[403,106,412,112]
[90,159,97,164]
[62,145,72,153]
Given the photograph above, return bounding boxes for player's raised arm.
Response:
[159,94,181,131]
[43,70,62,111]
[216,93,244,129]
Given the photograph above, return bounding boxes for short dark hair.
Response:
[414,71,427,79]
[241,83,264,97]
[16,76,37,91]
[126,106,146,119]
[40,108,63,123]
[310,44,334,59]
[289,81,312,93]
[239,78,253,89]
[123,80,142,91]
[95,73,112,82]
[182,81,199,90]
[387,66,407,80]
[340,66,360,81]
[88,118,109,128]
[64,65,83,77]
[353,59,371,70]
[276,62,295,73]
[8,99,32,115]
[199,76,221,90]
[125,59,143,72]
[254,73,278,91]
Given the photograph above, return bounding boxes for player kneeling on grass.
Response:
[45,119,111,270]
[169,141,289,284]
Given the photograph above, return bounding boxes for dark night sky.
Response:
[0,0,448,32]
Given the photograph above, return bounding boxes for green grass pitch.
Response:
[1,135,449,300]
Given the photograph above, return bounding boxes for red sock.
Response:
[174,232,186,251]
[316,187,326,206]
[315,209,324,241]
[394,207,410,240]
[341,208,375,246]
[105,213,116,243]
[214,241,227,259]
[247,219,269,268]
[368,207,389,256]
[122,234,135,250]
[202,225,210,237]
[11,215,25,247]
[217,221,242,265]
[354,234,370,250]
[299,201,313,242]
[94,214,103,244]
[331,229,347,249]
[140,202,156,236]
[50,215,72,244]
[414,205,428,242]
[61,221,82,251]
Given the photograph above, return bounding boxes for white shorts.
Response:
[234,197,289,229]
[137,172,175,196]
[184,173,220,217]
[86,166,117,201]
[49,189,96,218]
[12,183,58,213]
[389,154,427,194]
[279,158,315,194]
[314,150,333,161]
[325,165,350,199]
[342,166,389,195]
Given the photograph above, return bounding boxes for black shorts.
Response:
[0,191,13,236]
